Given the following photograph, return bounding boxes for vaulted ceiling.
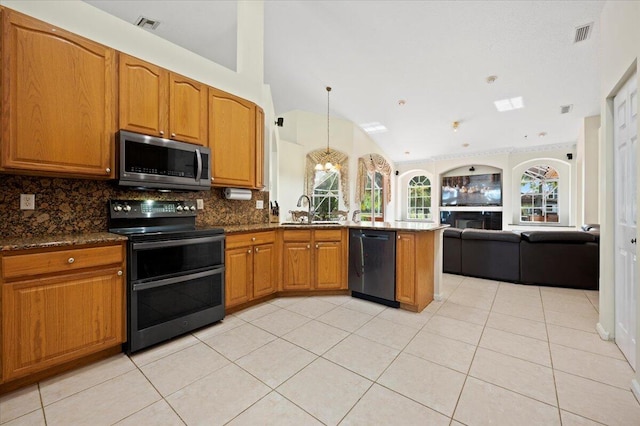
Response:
[84,0,605,162]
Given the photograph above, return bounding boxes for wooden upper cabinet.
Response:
[119,54,207,144]
[0,8,117,178]
[255,107,265,189]
[169,73,208,144]
[119,54,168,137]
[209,87,256,188]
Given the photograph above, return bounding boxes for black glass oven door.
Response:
[130,235,224,281]
[128,266,225,353]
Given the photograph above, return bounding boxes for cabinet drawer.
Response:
[2,245,123,280]
[226,231,276,249]
[314,229,343,241]
[282,230,312,242]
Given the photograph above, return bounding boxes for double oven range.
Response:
[108,199,225,353]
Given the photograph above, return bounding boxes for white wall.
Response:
[277,110,394,221]
[395,145,578,230]
[597,0,640,394]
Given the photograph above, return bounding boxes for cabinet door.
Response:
[395,232,415,304]
[119,54,169,137]
[169,73,208,144]
[2,268,124,380]
[255,107,265,189]
[1,9,116,178]
[209,88,256,187]
[282,242,312,290]
[315,241,344,289]
[253,243,276,298]
[225,246,252,308]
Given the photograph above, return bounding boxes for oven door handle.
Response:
[132,266,225,292]
[195,148,203,182]
[131,235,225,251]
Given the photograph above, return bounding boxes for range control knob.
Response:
[113,204,122,212]
[176,205,184,212]
[123,205,132,212]
[189,205,196,211]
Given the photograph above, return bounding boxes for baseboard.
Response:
[434,293,444,302]
[631,379,640,404]
[596,322,611,340]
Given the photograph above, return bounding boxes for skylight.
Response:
[494,97,524,112]
[360,122,388,134]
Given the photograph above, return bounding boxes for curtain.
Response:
[355,153,392,205]
[304,149,350,209]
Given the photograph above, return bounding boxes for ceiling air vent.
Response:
[574,22,593,43]
[560,104,573,114]
[135,16,160,30]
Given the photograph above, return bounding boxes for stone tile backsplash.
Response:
[0,175,268,238]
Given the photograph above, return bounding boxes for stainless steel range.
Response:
[108,199,225,354]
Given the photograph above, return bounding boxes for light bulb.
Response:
[324,162,333,170]
[315,163,324,171]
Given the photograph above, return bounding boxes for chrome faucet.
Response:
[352,210,361,223]
[296,195,314,223]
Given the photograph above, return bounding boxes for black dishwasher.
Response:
[348,229,399,307]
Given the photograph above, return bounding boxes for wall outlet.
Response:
[196,199,204,210]
[256,200,264,209]
[20,194,35,210]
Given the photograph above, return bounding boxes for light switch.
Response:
[20,194,35,210]
[196,199,204,210]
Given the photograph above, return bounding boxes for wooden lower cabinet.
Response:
[282,229,347,291]
[1,243,125,383]
[282,241,312,290]
[395,231,435,311]
[225,231,277,308]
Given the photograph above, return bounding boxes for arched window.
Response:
[312,170,340,220]
[520,165,559,223]
[407,175,431,219]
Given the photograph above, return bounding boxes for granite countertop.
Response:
[224,221,448,234]
[0,232,128,252]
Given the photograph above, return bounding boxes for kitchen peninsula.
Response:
[223,221,447,313]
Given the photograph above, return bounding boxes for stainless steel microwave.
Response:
[117,130,211,191]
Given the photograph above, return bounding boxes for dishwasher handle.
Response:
[362,233,390,240]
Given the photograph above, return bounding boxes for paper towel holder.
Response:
[224,187,252,200]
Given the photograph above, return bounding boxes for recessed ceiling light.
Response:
[538,132,547,138]
[360,122,388,134]
[494,96,524,112]
[462,143,470,148]
[398,100,406,106]
[486,75,498,84]
[404,151,410,155]
[452,121,460,132]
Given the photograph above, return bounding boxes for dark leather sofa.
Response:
[520,231,599,290]
[443,227,599,290]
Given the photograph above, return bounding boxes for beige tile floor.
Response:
[2,274,640,425]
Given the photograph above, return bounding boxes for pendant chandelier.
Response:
[315,86,339,172]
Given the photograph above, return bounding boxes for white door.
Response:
[614,72,638,369]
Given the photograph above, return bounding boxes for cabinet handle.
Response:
[159,130,164,136]
[255,247,260,253]
[247,249,252,254]
[117,270,123,276]
[67,257,75,264]
[105,167,111,174]
[252,237,256,241]
[397,235,401,239]
[307,244,310,249]
[171,133,176,138]
[315,244,319,249]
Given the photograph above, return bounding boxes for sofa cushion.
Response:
[521,231,595,243]
[461,229,521,243]
[444,227,463,238]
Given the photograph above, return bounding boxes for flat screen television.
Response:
[441,173,502,206]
